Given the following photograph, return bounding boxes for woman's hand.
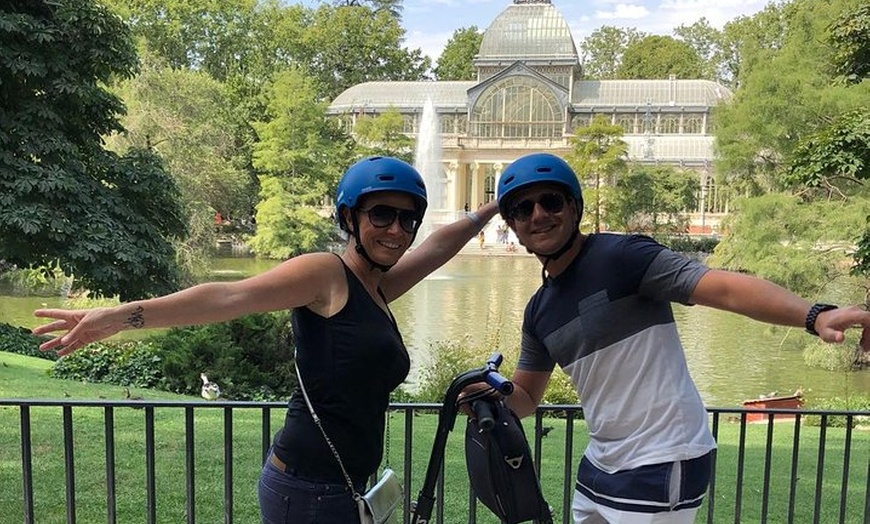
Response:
[32,307,122,356]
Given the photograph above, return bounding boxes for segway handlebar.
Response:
[410,352,513,523]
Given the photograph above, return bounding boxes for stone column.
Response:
[470,162,483,209]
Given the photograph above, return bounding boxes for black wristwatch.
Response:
[805,303,838,336]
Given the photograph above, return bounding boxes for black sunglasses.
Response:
[508,192,566,221]
[363,205,421,234]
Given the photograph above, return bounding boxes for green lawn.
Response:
[1,351,867,523]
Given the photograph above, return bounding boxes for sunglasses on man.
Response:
[362,205,422,234]
[507,192,566,221]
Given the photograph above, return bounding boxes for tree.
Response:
[249,68,353,257]
[434,27,482,80]
[618,35,704,79]
[673,18,722,82]
[710,194,868,297]
[297,5,430,99]
[578,26,645,79]
[714,0,868,196]
[787,109,870,291]
[332,0,403,21]
[0,0,187,300]
[828,4,870,83]
[566,116,628,233]
[353,108,414,160]
[609,166,699,233]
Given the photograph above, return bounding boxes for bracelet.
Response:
[467,211,483,230]
[804,303,838,336]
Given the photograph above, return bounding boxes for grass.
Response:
[1,351,868,523]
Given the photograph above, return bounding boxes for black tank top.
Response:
[272,257,410,484]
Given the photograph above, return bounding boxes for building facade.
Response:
[327,0,732,233]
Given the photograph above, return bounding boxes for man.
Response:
[495,152,870,523]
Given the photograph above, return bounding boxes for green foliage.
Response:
[296,5,430,99]
[714,0,868,194]
[0,1,188,300]
[151,312,296,401]
[709,193,867,296]
[411,339,480,403]
[578,26,646,80]
[673,18,724,82]
[787,109,870,192]
[248,176,338,259]
[51,341,163,388]
[0,322,56,361]
[353,108,414,160]
[655,235,720,254]
[802,331,865,372]
[567,115,628,233]
[609,166,699,233]
[252,68,353,187]
[108,62,258,227]
[827,3,870,83]
[804,394,870,427]
[409,338,579,406]
[0,264,70,296]
[434,27,482,80]
[618,35,704,79]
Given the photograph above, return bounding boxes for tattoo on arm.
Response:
[124,306,145,329]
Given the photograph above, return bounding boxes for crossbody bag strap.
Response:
[295,362,362,500]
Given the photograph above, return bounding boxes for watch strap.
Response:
[805,303,838,336]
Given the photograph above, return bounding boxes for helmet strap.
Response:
[349,210,398,273]
[536,224,580,285]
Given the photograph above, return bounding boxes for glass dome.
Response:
[478,1,577,61]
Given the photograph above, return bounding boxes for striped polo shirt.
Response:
[518,233,717,473]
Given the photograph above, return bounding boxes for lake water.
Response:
[3,256,868,407]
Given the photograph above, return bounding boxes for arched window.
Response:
[617,115,635,134]
[470,76,563,138]
[440,114,456,135]
[402,114,416,134]
[659,114,680,134]
[684,115,703,134]
[571,114,592,132]
[484,165,497,203]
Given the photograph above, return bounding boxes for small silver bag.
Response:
[357,468,402,524]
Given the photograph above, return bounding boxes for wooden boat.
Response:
[741,390,804,423]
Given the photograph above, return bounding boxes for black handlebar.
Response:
[410,352,513,523]
[471,400,495,432]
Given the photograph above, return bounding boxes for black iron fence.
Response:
[1,399,867,524]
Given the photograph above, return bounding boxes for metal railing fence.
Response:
[1,399,867,524]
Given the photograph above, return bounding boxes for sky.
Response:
[395,0,771,63]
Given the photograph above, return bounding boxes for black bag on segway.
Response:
[465,400,553,524]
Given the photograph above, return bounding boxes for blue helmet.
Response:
[335,156,428,232]
[497,153,583,219]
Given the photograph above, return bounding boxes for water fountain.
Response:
[414,98,446,243]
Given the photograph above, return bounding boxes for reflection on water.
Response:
[3,256,868,406]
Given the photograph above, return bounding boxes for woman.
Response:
[32,156,497,523]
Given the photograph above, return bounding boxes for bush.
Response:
[803,334,863,372]
[0,322,57,361]
[50,341,163,388]
[804,394,870,427]
[410,337,580,408]
[655,235,719,254]
[151,312,296,401]
[411,338,481,403]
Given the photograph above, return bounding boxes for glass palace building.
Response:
[328,0,733,233]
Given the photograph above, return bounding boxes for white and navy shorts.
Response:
[573,452,713,523]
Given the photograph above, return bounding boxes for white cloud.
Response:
[595,4,650,20]
[405,29,454,62]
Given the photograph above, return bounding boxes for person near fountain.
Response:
[490,152,870,524]
[32,156,498,524]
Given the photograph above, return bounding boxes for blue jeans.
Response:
[258,451,363,524]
